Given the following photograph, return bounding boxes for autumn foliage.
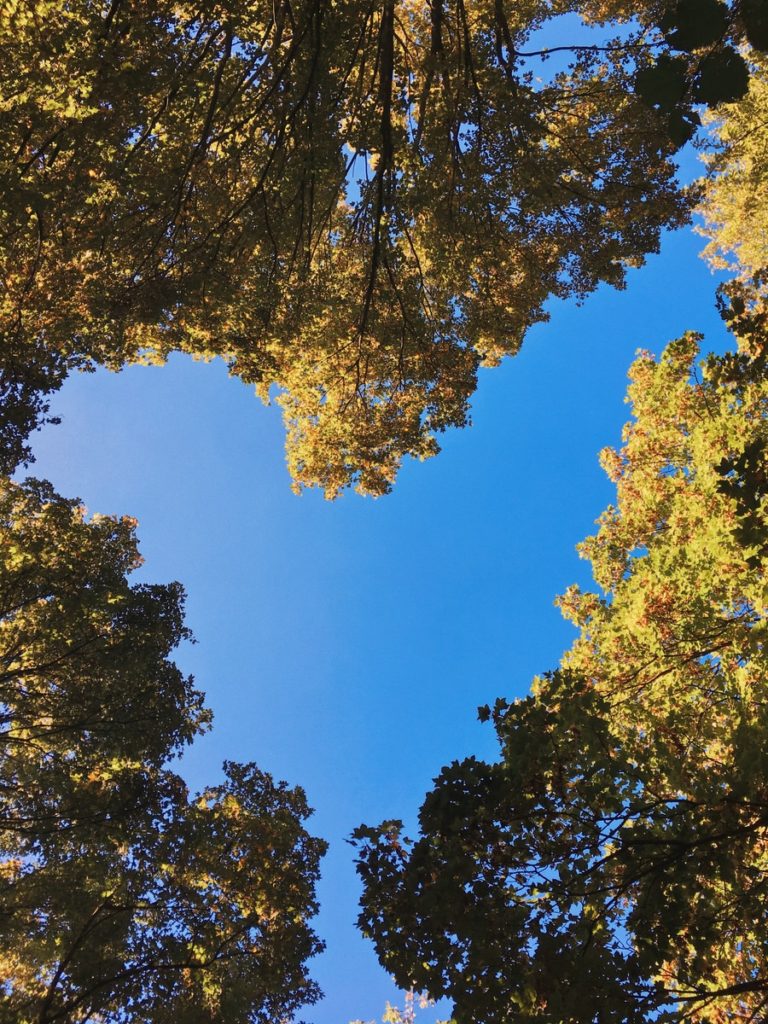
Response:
[2,1,768,1022]
[0,0,707,494]
[355,323,768,1022]
[0,478,326,1023]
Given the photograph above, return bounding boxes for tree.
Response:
[2,759,327,1024]
[351,988,442,1024]
[10,0,759,495]
[0,475,327,1023]
[4,1,768,495]
[354,328,768,1022]
[0,342,66,477]
[698,53,768,282]
[629,0,768,144]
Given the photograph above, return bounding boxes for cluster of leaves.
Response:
[354,325,768,1022]
[0,341,66,477]
[0,0,724,495]
[350,988,442,1024]
[3,5,768,1024]
[717,437,768,566]
[633,0,768,144]
[0,476,326,1023]
[698,51,768,282]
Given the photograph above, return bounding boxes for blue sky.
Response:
[27,188,730,1021]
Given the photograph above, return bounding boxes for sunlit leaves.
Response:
[698,55,768,283]
[354,322,768,1021]
[0,477,326,1023]
[0,0,697,496]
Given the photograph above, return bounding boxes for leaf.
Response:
[0,477,326,1021]
[635,55,689,111]
[743,0,768,51]
[0,0,696,497]
[356,318,768,1023]
[666,108,700,146]
[693,48,750,104]
[660,0,729,51]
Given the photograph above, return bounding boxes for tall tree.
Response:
[0,342,65,477]
[354,326,768,1022]
[8,0,763,495]
[698,53,768,282]
[694,51,768,417]
[0,476,326,1023]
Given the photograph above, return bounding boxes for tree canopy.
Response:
[4,4,768,1022]
[7,0,766,494]
[354,316,768,1021]
[0,342,64,477]
[698,51,768,282]
[354,49,768,1021]
[0,475,326,1023]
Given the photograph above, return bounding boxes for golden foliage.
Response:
[0,0,687,493]
[699,53,768,279]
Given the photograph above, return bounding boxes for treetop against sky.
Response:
[3,0,765,495]
[2,1,768,1023]
[355,328,768,1023]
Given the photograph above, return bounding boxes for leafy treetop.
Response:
[698,53,768,282]
[0,475,327,1024]
[1,0,728,495]
[354,324,768,1022]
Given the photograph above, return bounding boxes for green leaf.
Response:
[743,0,768,50]
[693,48,750,105]
[661,0,729,51]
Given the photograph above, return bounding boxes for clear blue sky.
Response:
[27,180,729,1021]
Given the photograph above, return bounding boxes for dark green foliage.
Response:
[354,678,669,1024]
[660,0,729,51]
[743,0,768,50]
[633,0,767,144]
[717,438,768,565]
[0,342,65,476]
[693,48,751,103]
[635,54,689,111]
